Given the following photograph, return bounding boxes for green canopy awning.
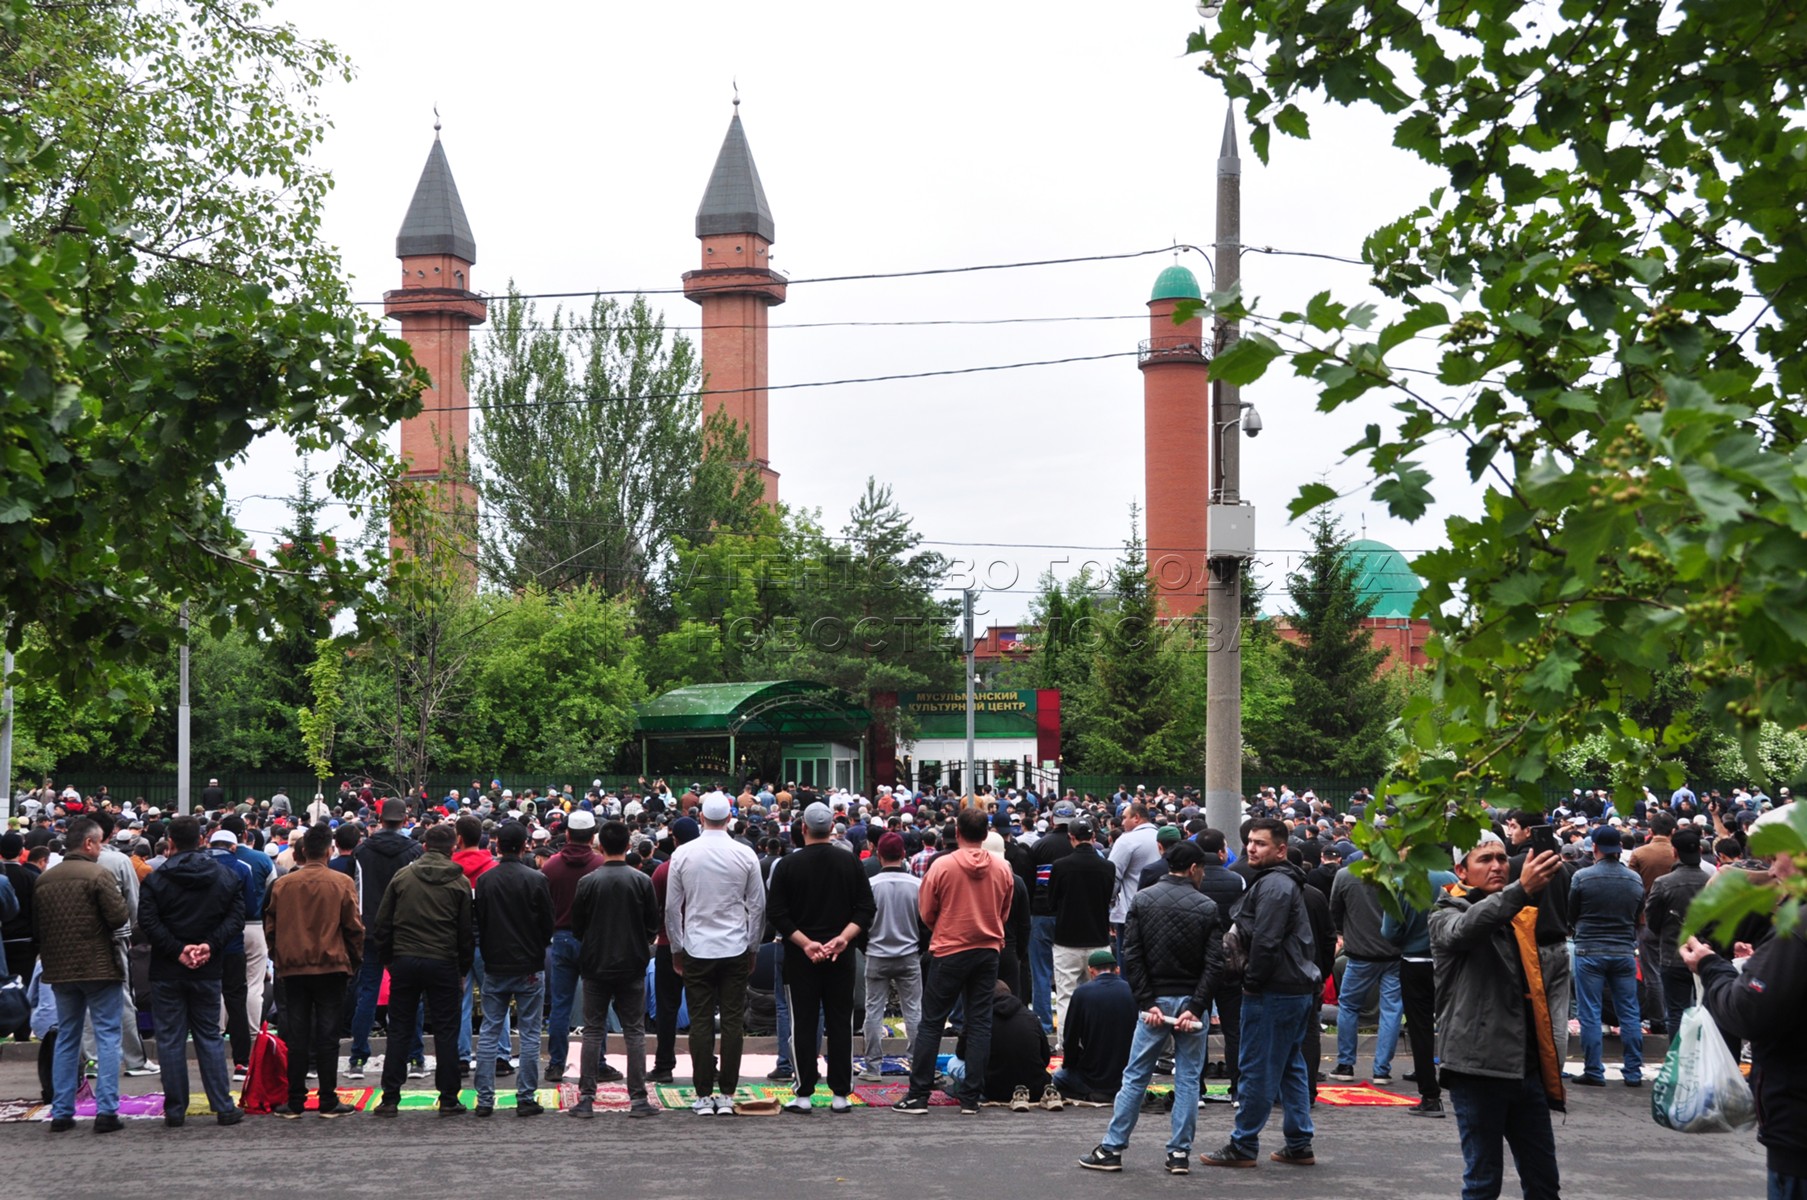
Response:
[634,680,872,740]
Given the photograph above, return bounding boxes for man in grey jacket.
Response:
[1568,825,1646,1086]
[1327,867,1403,1083]
[862,832,922,1080]
[1431,832,1565,1200]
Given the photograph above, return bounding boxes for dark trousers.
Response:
[784,948,856,1098]
[683,952,752,1097]
[280,973,347,1109]
[150,976,238,1117]
[653,943,682,1070]
[906,948,999,1106]
[1300,1011,1322,1097]
[380,956,462,1104]
[1445,1070,1561,1200]
[1660,961,1742,1062]
[581,973,647,1102]
[37,1028,55,1102]
[1401,959,1440,1100]
[221,950,250,1065]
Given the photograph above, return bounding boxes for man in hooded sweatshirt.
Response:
[137,815,245,1127]
[370,822,474,1116]
[892,805,1015,1116]
[346,799,422,1079]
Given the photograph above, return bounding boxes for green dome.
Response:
[1347,538,1422,619]
[1150,265,1203,302]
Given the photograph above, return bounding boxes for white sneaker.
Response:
[693,1095,718,1116]
[713,1093,737,1114]
[783,1096,813,1113]
[124,1064,159,1077]
[859,1066,883,1082]
[830,1095,852,1114]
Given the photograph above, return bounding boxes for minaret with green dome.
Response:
[1138,259,1211,616]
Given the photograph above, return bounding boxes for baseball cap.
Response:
[1155,825,1181,846]
[1086,949,1117,969]
[1070,817,1095,839]
[1592,825,1623,850]
[803,802,834,835]
[566,809,596,832]
[1052,801,1076,822]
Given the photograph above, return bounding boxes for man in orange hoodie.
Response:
[892,806,1014,1116]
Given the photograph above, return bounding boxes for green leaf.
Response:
[1207,333,1283,386]
[1288,481,1340,519]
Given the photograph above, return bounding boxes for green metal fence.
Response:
[33,770,687,812]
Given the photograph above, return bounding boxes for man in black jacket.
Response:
[347,798,423,1078]
[1203,817,1321,1169]
[766,802,876,1112]
[1048,818,1114,1051]
[136,815,245,1127]
[1078,842,1224,1176]
[1195,830,1246,1091]
[569,820,660,1119]
[472,822,553,1117]
[1055,948,1137,1103]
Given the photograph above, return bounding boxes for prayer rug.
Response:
[850,1082,959,1107]
[1315,1084,1418,1107]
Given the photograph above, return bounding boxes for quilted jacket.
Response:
[1120,874,1224,1017]
[33,852,129,985]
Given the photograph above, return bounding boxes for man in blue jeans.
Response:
[1202,818,1321,1169]
[1077,842,1223,1175]
[1568,825,1646,1086]
[1026,802,1077,1033]
[472,822,552,1116]
[1328,865,1403,1083]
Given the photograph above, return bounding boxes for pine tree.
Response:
[1073,507,1184,773]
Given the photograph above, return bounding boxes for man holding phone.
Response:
[1503,811,1575,1066]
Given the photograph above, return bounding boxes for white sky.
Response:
[232,0,1475,625]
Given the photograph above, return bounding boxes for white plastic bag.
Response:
[1651,978,1757,1133]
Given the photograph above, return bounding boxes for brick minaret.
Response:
[683,99,785,505]
[1139,265,1211,616]
[385,127,485,552]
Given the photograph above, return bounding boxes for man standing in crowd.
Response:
[1053,948,1136,1103]
[1328,862,1404,1083]
[218,813,275,1060]
[204,827,256,1075]
[138,815,246,1127]
[87,811,156,1078]
[649,815,700,1084]
[1194,829,1246,1091]
[1645,825,1714,1038]
[451,815,501,1074]
[1026,800,1076,1034]
[370,822,475,1117]
[347,798,421,1080]
[766,802,876,1112]
[1107,803,1160,930]
[1048,816,1114,1047]
[1432,832,1566,1200]
[1078,841,1224,1175]
[1569,824,1646,1087]
[1203,817,1320,1169]
[264,821,362,1119]
[569,819,661,1119]
[862,831,923,1081]
[666,791,766,1115]
[34,818,131,1132]
[1627,810,1679,1031]
[472,821,553,1117]
[542,808,610,1085]
[893,805,1015,1117]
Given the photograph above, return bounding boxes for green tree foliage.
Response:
[1261,513,1398,776]
[1186,2,1807,913]
[0,1,424,703]
[643,510,790,690]
[1071,511,1185,773]
[470,289,765,594]
[296,637,343,789]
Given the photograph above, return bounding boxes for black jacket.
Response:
[571,862,660,979]
[137,851,245,982]
[1700,932,1807,1178]
[1120,874,1223,1017]
[1061,972,1138,1100]
[352,827,422,917]
[957,988,1050,1101]
[473,857,553,976]
[765,843,877,953]
[1028,832,1073,916]
[1232,862,1321,996]
[1048,846,1114,948]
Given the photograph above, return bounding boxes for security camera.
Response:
[1242,406,1263,437]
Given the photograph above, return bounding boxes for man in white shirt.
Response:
[665,791,765,1114]
[1107,803,1162,928]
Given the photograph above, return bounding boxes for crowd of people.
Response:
[2,773,1802,1199]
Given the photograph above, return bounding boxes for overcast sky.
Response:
[236,0,1472,624]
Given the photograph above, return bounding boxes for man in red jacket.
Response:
[892,806,1014,1116]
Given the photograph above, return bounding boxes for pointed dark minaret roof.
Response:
[696,103,775,242]
[396,134,477,262]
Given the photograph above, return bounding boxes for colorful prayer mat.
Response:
[1315,1084,1418,1107]
[850,1082,959,1107]
[655,1082,864,1109]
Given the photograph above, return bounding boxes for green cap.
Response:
[1156,824,1182,845]
[1087,948,1118,969]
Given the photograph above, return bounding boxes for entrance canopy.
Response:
[635,680,872,741]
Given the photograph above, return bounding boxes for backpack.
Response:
[239,1022,289,1113]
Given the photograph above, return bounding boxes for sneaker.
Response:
[216,1109,243,1127]
[1408,1098,1445,1118]
[317,1103,351,1120]
[1199,1144,1258,1169]
[766,1065,795,1082]
[346,1058,367,1080]
[1624,1078,1644,1088]
[271,1104,302,1120]
[546,1064,565,1083]
[438,1100,467,1116]
[713,1093,737,1114]
[597,1063,624,1083]
[647,1067,675,1084]
[783,1096,813,1114]
[1040,1085,1065,1112]
[892,1095,930,1115]
[516,1099,545,1117]
[371,1100,399,1118]
[693,1095,718,1116]
[474,1104,495,1118]
[1371,1071,1393,1085]
[124,1063,159,1077]
[164,1114,185,1128]
[959,1098,980,1116]
[1327,1063,1356,1082]
[49,1116,77,1133]
[568,1099,594,1120]
[1077,1146,1123,1172]
[627,1101,660,1119]
[1401,1069,1420,1083]
[232,1064,248,1082]
[494,1059,516,1077]
[1271,1146,1316,1166]
[1154,1056,1175,1076]
[1572,1075,1606,1087]
[1165,1151,1191,1175]
[859,1065,883,1082]
[408,1060,427,1080]
[1009,1085,1032,1112]
[830,1095,852,1114]
[94,1113,124,1134]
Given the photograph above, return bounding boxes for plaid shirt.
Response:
[908,848,939,879]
